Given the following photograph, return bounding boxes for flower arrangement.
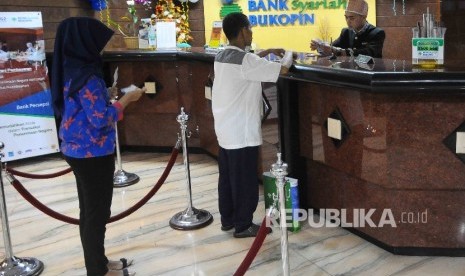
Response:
[123,0,153,36]
[155,0,193,43]
[124,0,139,36]
[107,0,152,37]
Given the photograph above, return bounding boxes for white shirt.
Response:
[212,46,281,149]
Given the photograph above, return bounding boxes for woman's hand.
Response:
[117,87,146,109]
[125,87,146,102]
[108,86,118,100]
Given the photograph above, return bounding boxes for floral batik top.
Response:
[59,75,123,158]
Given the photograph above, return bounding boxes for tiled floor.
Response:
[1,123,465,275]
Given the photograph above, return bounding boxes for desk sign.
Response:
[354,54,375,70]
[412,38,444,66]
[355,54,374,64]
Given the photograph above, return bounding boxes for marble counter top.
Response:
[99,49,465,94]
[288,56,465,94]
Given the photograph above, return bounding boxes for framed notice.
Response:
[0,12,59,161]
[156,20,176,49]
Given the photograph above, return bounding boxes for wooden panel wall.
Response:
[0,0,206,50]
[376,0,464,63]
[376,0,441,60]
[441,0,465,64]
[0,0,461,63]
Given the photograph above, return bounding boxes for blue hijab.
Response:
[51,17,114,119]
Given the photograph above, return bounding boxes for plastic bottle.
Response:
[148,24,156,50]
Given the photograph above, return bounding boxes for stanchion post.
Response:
[0,141,44,276]
[169,107,213,230]
[271,152,290,276]
[113,121,140,187]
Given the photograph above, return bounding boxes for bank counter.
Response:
[101,49,465,256]
[280,57,465,256]
[102,48,217,155]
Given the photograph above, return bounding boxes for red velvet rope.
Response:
[108,147,178,223]
[234,216,272,276]
[7,167,73,179]
[8,147,179,225]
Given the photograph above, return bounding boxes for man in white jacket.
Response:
[212,12,293,238]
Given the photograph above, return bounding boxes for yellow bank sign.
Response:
[248,0,347,26]
[204,0,376,53]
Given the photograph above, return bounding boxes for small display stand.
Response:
[204,21,224,55]
[411,9,446,69]
[412,38,444,68]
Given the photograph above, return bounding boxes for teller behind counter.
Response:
[309,0,385,59]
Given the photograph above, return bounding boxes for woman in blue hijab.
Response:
[52,17,145,276]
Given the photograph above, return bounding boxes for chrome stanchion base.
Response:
[0,256,44,276]
[113,170,140,188]
[169,207,213,230]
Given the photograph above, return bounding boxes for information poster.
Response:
[156,20,176,49]
[0,12,59,162]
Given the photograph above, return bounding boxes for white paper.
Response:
[205,86,212,100]
[456,132,465,154]
[156,21,176,49]
[112,67,118,87]
[121,84,138,94]
[145,82,156,94]
[328,118,342,140]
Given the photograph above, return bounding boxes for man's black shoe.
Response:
[233,223,272,238]
[221,225,234,231]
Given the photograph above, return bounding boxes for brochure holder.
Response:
[412,38,444,68]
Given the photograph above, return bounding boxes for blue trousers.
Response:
[65,154,114,276]
[218,146,259,233]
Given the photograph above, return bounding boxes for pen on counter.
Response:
[330,37,333,54]
[417,21,422,38]
[329,37,337,60]
[422,13,427,37]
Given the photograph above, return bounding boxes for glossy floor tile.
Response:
[1,146,465,275]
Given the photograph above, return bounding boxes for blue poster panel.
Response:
[0,12,59,161]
